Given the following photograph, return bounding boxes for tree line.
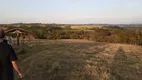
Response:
[6,25,142,45]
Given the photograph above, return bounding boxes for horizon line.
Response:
[0,22,142,25]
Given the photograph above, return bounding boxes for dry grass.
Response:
[15,39,142,80]
[70,26,103,30]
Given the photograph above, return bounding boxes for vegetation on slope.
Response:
[6,25,142,45]
[15,40,142,80]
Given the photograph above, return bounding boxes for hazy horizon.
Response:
[0,0,142,24]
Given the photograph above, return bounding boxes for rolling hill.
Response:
[15,39,142,80]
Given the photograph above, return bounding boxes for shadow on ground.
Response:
[110,47,142,80]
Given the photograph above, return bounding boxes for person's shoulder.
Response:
[0,42,11,51]
[2,41,11,47]
[3,39,8,43]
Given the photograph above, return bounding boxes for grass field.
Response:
[15,39,142,80]
[71,26,103,30]
[61,26,103,30]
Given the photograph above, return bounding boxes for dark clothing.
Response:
[3,40,8,44]
[0,42,18,80]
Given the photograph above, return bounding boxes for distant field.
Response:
[61,26,103,30]
[71,26,102,29]
[15,39,142,80]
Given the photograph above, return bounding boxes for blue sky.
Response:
[0,0,142,24]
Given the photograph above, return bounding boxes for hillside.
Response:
[15,40,142,80]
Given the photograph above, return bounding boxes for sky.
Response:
[0,0,142,24]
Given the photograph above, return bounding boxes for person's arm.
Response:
[12,61,23,78]
[9,45,23,78]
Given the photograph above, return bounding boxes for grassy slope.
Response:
[15,40,142,80]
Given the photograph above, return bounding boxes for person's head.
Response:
[0,28,5,39]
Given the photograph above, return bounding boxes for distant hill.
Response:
[1,23,142,28]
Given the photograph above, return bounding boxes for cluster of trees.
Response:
[31,28,85,39]
[90,29,142,45]
[6,25,142,45]
[30,26,142,45]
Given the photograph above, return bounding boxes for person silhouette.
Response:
[0,28,23,80]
